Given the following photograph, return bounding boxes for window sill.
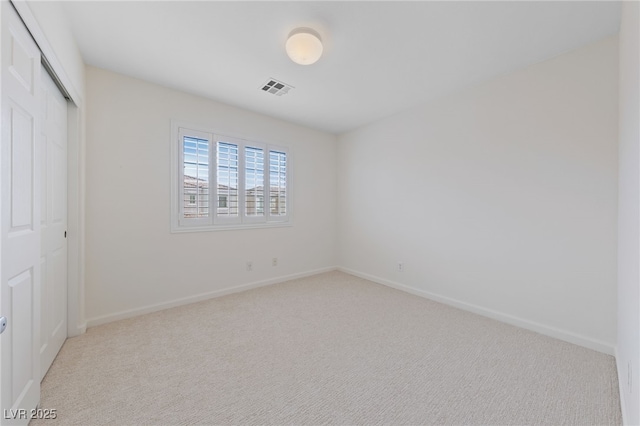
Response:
[170,221,293,234]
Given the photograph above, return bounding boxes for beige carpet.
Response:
[33,271,621,425]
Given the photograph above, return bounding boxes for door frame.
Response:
[10,0,86,338]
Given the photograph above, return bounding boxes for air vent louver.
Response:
[260,78,293,96]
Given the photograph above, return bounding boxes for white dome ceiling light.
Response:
[285,28,323,65]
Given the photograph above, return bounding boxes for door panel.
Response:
[1,3,42,424]
[8,270,33,403]
[39,66,67,381]
[8,35,34,94]
[9,103,34,230]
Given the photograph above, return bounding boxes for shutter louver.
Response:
[245,146,265,217]
[269,150,287,216]
[217,142,239,217]
[183,136,209,219]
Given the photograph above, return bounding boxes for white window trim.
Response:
[170,121,292,233]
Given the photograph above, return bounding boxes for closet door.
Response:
[39,66,67,381]
[0,2,43,424]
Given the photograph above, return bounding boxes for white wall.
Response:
[617,1,640,424]
[337,36,619,354]
[84,67,337,324]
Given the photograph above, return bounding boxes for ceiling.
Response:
[62,1,621,135]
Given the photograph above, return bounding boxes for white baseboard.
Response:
[68,322,87,338]
[339,267,615,355]
[615,347,629,425]
[86,266,338,328]
[86,265,615,356]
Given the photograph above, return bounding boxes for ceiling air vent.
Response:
[260,78,293,96]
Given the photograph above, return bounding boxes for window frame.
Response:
[171,121,292,233]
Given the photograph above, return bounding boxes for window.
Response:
[172,122,290,232]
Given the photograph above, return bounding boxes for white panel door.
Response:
[1,2,42,425]
[39,68,67,381]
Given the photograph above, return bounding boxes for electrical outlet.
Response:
[397,262,404,273]
[246,261,253,272]
[272,257,278,267]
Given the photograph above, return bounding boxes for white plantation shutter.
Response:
[183,136,209,218]
[178,128,212,226]
[268,149,288,220]
[216,141,239,222]
[244,145,265,222]
[172,122,290,231]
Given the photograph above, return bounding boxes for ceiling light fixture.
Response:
[285,28,323,65]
